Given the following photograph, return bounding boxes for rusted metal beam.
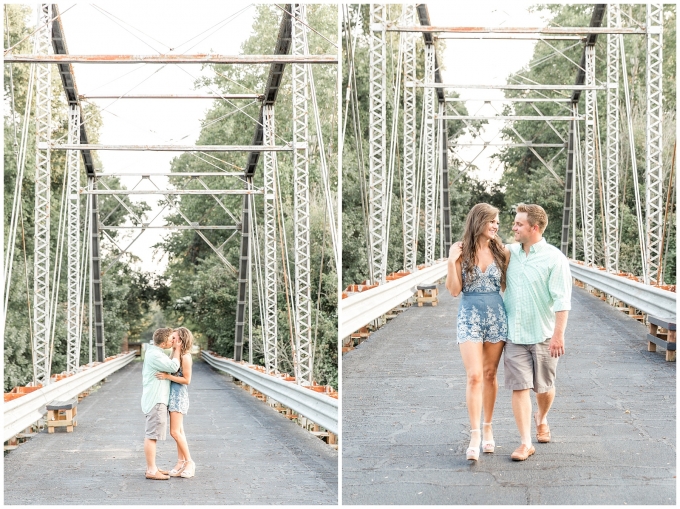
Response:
[80,189,263,195]
[52,144,292,152]
[100,225,240,230]
[95,172,244,177]
[385,26,645,34]
[5,54,338,64]
[80,94,263,100]
[436,34,584,40]
[418,83,606,90]
[439,115,583,121]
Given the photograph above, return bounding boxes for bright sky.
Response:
[428,2,555,184]
[38,2,258,274]
[24,3,554,274]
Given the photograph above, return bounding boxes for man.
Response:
[142,327,181,480]
[503,203,572,461]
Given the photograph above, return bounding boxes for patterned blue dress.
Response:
[456,261,508,344]
[168,363,190,415]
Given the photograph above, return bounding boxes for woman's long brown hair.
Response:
[460,203,507,287]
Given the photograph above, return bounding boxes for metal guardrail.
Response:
[569,261,676,319]
[3,352,136,442]
[340,261,448,338]
[201,351,338,434]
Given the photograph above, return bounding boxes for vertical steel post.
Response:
[645,4,664,283]
[262,104,278,373]
[368,4,387,284]
[90,178,105,362]
[33,4,52,385]
[292,4,312,385]
[605,5,620,272]
[583,45,596,266]
[66,105,81,372]
[233,185,249,362]
[402,4,417,272]
[561,105,576,256]
[439,103,451,255]
[423,43,436,266]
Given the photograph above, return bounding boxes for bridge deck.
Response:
[342,285,675,505]
[4,359,337,504]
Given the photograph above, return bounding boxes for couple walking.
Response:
[141,327,196,479]
[446,203,571,462]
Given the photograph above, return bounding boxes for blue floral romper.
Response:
[456,261,508,344]
[168,364,189,415]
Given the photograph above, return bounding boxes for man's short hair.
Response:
[516,203,548,233]
[152,328,173,346]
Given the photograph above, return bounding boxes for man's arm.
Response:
[147,346,180,373]
[549,310,569,358]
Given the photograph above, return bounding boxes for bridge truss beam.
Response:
[292,4,313,385]
[33,4,53,385]
[423,43,437,266]
[645,4,664,283]
[66,105,81,373]
[605,5,620,272]
[402,4,417,273]
[368,4,387,284]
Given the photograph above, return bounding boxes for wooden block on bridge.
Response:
[46,399,78,433]
[647,316,676,362]
[416,284,438,307]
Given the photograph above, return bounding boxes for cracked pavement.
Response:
[342,285,675,505]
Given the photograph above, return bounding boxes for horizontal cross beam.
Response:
[445,98,573,103]
[80,189,263,195]
[100,225,240,230]
[415,83,606,90]
[385,26,646,35]
[51,144,292,152]
[440,115,583,121]
[434,34,584,40]
[95,172,244,177]
[81,94,263,100]
[450,143,567,147]
[5,54,338,64]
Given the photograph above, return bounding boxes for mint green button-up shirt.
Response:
[503,238,572,345]
[141,345,180,414]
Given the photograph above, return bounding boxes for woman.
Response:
[155,327,195,478]
[446,203,510,461]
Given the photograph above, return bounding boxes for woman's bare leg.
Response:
[169,411,191,469]
[482,340,505,442]
[458,341,484,449]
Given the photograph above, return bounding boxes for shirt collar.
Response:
[520,237,546,254]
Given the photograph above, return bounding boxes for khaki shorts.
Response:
[144,403,168,440]
[504,339,558,393]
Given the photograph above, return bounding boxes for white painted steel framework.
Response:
[402,4,418,273]
[33,5,53,385]
[645,4,664,283]
[423,43,436,266]
[66,106,81,372]
[368,4,387,284]
[605,5,620,272]
[291,4,313,385]
[262,104,278,374]
[582,45,596,266]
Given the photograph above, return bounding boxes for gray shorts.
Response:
[504,339,558,393]
[144,403,168,440]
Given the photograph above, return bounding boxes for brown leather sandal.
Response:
[511,444,535,461]
[534,412,551,443]
[145,469,170,480]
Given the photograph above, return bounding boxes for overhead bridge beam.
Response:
[81,94,263,100]
[439,115,583,121]
[52,144,292,152]
[386,26,645,35]
[80,189,263,195]
[445,97,574,103]
[95,172,245,177]
[100,225,240,230]
[417,83,606,90]
[435,34,584,41]
[5,54,338,64]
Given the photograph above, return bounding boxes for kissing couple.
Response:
[141,327,196,480]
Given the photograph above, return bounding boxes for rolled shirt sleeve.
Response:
[148,351,180,373]
[549,254,572,312]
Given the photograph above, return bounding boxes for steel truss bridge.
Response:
[342,3,673,292]
[3,4,339,393]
